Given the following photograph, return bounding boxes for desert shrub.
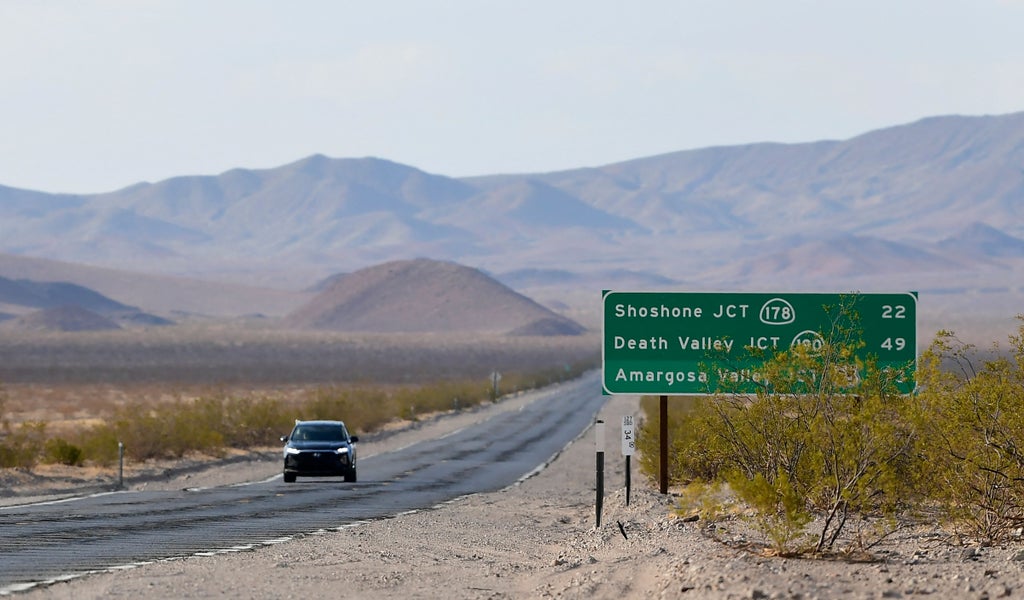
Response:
[0,383,8,429]
[302,379,495,434]
[403,379,493,414]
[499,360,597,396]
[748,354,917,551]
[167,399,226,457]
[77,423,122,466]
[637,395,724,484]
[109,399,225,461]
[720,353,916,552]
[111,409,166,461]
[914,320,1024,543]
[2,364,595,468]
[44,437,84,466]
[0,421,47,469]
[641,300,921,554]
[730,471,813,554]
[219,394,291,446]
[301,386,379,433]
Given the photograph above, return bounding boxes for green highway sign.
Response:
[602,291,918,395]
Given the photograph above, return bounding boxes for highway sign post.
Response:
[595,420,605,528]
[602,291,918,493]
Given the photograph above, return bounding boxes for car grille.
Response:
[287,451,349,471]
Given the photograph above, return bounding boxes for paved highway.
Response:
[0,372,605,594]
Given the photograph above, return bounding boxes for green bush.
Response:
[499,360,597,395]
[44,437,84,466]
[0,383,8,430]
[729,471,812,555]
[0,421,47,469]
[50,365,592,466]
[640,301,922,554]
[220,394,291,446]
[112,399,227,461]
[301,371,586,437]
[112,409,166,461]
[302,386,378,432]
[914,320,1024,543]
[77,423,121,466]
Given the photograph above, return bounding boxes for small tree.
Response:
[0,421,47,470]
[914,319,1024,543]
[44,437,84,466]
[669,297,921,554]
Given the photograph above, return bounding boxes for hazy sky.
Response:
[2,0,1022,193]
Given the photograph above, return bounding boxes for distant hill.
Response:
[0,275,178,328]
[306,272,349,293]
[0,253,310,318]
[5,305,122,332]
[938,222,1024,258]
[0,276,136,314]
[284,258,585,335]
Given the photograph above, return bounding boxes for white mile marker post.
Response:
[622,415,635,506]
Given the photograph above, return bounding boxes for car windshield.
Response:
[291,424,346,442]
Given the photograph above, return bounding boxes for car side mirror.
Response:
[350,436,359,443]
[280,435,289,443]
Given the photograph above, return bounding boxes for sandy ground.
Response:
[7,388,1024,599]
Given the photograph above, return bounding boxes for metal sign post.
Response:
[660,396,667,494]
[595,419,605,528]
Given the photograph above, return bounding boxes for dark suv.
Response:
[281,420,358,483]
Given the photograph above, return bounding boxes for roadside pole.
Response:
[595,419,605,528]
[659,395,668,494]
[490,371,501,400]
[622,415,635,506]
[118,442,125,489]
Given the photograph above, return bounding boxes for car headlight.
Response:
[285,447,301,455]
[335,447,350,455]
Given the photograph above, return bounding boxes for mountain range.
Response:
[2,111,1023,339]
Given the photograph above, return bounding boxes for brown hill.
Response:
[6,305,122,332]
[0,252,310,318]
[284,259,585,335]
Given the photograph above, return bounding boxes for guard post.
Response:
[622,415,635,505]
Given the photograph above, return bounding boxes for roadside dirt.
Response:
[8,388,1024,599]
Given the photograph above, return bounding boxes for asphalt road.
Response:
[0,373,605,594]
